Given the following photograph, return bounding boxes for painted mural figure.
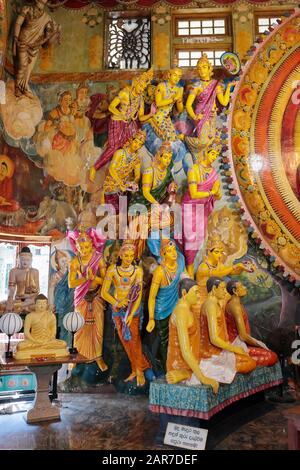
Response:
[147,240,185,370]
[0,156,20,212]
[101,241,150,387]
[13,0,61,98]
[90,69,153,178]
[181,147,222,278]
[185,54,236,155]
[68,229,108,372]
[166,278,219,393]
[4,246,39,314]
[225,280,278,366]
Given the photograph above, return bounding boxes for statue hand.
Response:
[195,113,204,121]
[146,319,155,333]
[89,166,96,182]
[126,314,134,326]
[234,346,249,356]
[86,268,95,281]
[117,299,128,309]
[178,133,185,141]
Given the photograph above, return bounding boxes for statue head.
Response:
[118,241,136,268]
[35,293,48,313]
[54,248,69,273]
[203,147,219,165]
[179,278,200,305]
[75,233,93,258]
[167,68,183,86]
[127,130,146,153]
[226,280,247,298]
[206,277,227,300]
[132,68,154,95]
[154,142,173,169]
[197,54,213,81]
[19,247,33,270]
[160,239,177,262]
[206,239,226,264]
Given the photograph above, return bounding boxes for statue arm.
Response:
[155,83,174,108]
[176,308,219,391]
[101,267,118,307]
[142,169,157,204]
[138,100,152,123]
[5,270,16,312]
[206,303,248,355]
[129,267,143,318]
[175,87,184,113]
[188,168,211,199]
[108,96,123,119]
[23,315,41,344]
[196,263,234,282]
[68,259,87,289]
[229,301,261,347]
[216,83,231,107]
[92,258,106,286]
[108,150,127,191]
[146,267,162,332]
[134,161,141,184]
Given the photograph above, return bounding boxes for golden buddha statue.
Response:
[103,130,146,213]
[101,240,150,386]
[146,240,185,370]
[4,246,39,314]
[15,294,68,360]
[166,278,219,393]
[68,229,107,371]
[186,54,237,150]
[199,278,256,382]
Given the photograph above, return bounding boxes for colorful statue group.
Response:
[9,55,278,393]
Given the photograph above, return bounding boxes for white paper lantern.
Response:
[63,311,85,333]
[0,313,23,336]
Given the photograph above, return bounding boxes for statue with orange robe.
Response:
[0,157,20,212]
[197,277,256,384]
[101,240,150,387]
[225,280,278,366]
[166,278,219,393]
[68,228,107,372]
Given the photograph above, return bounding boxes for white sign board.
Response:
[164,422,208,450]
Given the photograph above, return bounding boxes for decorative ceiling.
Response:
[42,0,289,10]
[229,9,300,280]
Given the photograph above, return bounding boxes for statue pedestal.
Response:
[0,354,89,424]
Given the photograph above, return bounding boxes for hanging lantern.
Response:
[0,313,23,358]
[63,312,85,355]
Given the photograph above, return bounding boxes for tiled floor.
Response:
[0,393,297,450]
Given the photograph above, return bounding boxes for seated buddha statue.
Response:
[225,280,278,366]
[15,294,69,360]
[198,278,256,383]
[3,246,39,314]
[166,278,219,394]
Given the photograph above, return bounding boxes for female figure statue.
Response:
[68,229,107,372]
[181,147,221,278]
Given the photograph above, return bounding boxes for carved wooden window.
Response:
[106,17,151,70]
[175,15,231,38]
[255,14,281,34]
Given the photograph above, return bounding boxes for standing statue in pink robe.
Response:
[181,147,222,278]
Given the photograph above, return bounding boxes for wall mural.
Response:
[0,1,299,393]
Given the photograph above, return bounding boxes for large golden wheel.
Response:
[229,10,300,279]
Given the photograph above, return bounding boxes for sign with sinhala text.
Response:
[164,422,208,450]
